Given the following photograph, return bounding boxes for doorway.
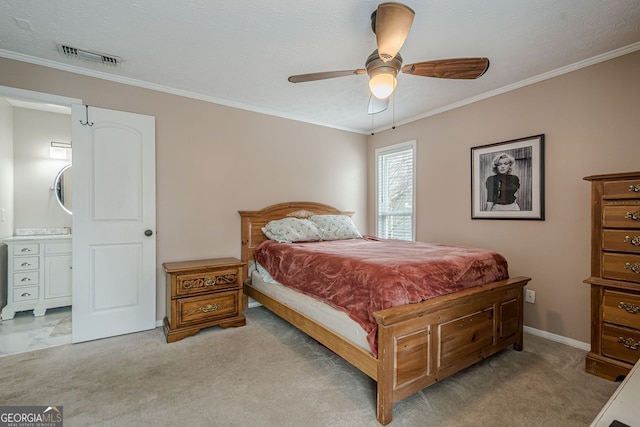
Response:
[0,88,79,355]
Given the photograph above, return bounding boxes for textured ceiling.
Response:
[1,0,639,134]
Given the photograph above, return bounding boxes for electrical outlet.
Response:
[525,289,536,304]
[1,208,5,222]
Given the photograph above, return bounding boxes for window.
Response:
[375,141,415,240]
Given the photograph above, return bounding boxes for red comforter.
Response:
[254,236,509,356]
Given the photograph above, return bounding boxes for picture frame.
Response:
[471,134,545,220]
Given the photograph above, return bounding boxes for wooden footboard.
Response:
[245,276,529,424]
[239,202,530,424]
[373,276,528,424]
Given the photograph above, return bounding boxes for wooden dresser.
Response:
[584,172,640,380]
[163,257,246,343]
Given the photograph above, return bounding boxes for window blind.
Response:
[376,142,415,240]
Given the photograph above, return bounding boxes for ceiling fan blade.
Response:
[401,58,490,79]
[375,2,415,63]
[288,69,366,83]
[368,95,389,115]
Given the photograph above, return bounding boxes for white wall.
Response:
[12,108,72,230]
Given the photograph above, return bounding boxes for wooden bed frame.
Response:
[239,202,530,425]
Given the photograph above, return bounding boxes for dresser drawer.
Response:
[12,243,39,256]
[12,285,39,303]
[13,271,39,286]
[603,230,640,253]
[176,290,240,327]
[602,253,640,283]
[602,323,640,365]
[603,290,640,329]
[603,205,640,229]
[604,179,640,199]
[13,256,39,271]
[175,268,242,297]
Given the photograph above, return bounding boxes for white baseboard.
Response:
[524,325,590,351]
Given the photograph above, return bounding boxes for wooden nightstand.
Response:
[163,257,246,343]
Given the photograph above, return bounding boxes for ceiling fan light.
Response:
[369,72,397,99]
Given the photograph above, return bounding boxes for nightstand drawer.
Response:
[603,290,640,329]
[602,324,640,365]
[175,268,241,297]
[13,256,39,271]
[602,253,640,283]
[13,271,39,286]
[12,286,39,302]
[176,291,239,327]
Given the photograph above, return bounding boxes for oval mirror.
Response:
[53,164,72,215]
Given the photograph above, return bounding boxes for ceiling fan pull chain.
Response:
[392,93,396,130]
[371,108,375,135]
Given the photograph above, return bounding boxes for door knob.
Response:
[144,229,153,236]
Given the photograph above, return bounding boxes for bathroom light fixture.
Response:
[50,141,71,160]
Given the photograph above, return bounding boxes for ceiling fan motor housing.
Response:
[366,50,402,78]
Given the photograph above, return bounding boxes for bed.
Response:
[239,202,530,425]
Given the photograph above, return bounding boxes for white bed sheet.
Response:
[250,266,371,354]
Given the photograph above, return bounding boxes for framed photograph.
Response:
[471,134,545,220]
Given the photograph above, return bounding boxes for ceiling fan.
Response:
[288,2,490,114]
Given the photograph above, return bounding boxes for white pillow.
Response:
[261,218,322,243]
[309,215,362,241]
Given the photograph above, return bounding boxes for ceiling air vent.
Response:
[57,43,121,66]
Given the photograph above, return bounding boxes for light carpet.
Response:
[0,306,619,426]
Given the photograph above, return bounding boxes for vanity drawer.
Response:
[175,267,242,297]
[44,242,72,255]
[603,230,640,253]
[13,271,39,286]
[12,243,39,256]
[602,253,640,283]
[603,290,640,329]
[13,256,39,271]
[12,285,39,303]
[604,179,640,199]
[603,205,640,229]
[175,290,240,327]
[602,324,640,365]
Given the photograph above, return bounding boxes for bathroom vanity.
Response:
[1,233,72,320]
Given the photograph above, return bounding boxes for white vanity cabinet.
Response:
[1,237,72,320]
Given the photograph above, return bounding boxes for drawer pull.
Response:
[624,235,640,246]
[629,184,640,193]
[205,274,237,287]
[624,262,640,274]
[199,303,221,313]
[21,292,31,297]
[618,302,640,314]
[21,277,32,282]
[20,247,32,253]
[20,262,31,267]
[618,337,640,350]
[625,210,640,222]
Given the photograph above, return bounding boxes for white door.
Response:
[71,105,156,343]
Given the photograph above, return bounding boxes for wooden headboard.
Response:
[237,201,354,278]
